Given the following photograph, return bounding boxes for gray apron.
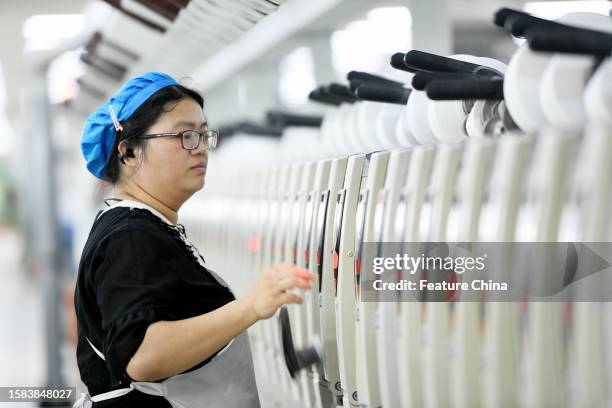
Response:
[73,330,260,408]
[74,201,261,408]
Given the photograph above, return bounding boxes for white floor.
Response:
[0,227,81,406]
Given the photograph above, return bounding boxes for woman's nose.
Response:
[192,135,208,156]
[192,144,208,162]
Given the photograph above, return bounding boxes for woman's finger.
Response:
[293,276,313,289]
[277,272,314,290]
[276,274,300,291]
[274,263,299,273]
[279,292,303,305]
[268,265,294,281]
[293,268,317,280]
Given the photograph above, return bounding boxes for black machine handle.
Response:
[348,80,363,93]
[390,52,417,73]
[411,72,491,91]
[266,111,323,128]
[309,87,356,105]
[354,82,411,105]
[347,71,405,87]
[308,89,343,106]
[494,8,567,37]
[392,50,501,76]
[279,307,321,378]
[349,78,405,93]
[332,189,346,297]
[526,27,612,56]
[404,50,502,76]
[315,190,330,291]
[317,86,358,103]
[326,83,358,100]
[354,191,368,301]
[425,78,505,100]
[494,8,552,33]
[218,121,284,138]
[495,7,612,40]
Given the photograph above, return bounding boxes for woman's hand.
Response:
[127,263,316,381]
[241,263,317,321]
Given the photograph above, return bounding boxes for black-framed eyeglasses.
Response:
[138,129,218,150]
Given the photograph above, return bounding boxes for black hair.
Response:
[104,84,204,184]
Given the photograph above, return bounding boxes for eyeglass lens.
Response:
[182,130,217,150]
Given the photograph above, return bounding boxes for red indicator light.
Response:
[445,271,458,301]
[248,235,260,253]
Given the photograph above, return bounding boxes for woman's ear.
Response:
[118,141,136,165]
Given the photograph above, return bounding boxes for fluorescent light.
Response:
[278,47,317,107]
[331,7,412,77]
[367,6,413,27]
[47,50,85,104]
[525,1,612,20]
[22,14,84,52]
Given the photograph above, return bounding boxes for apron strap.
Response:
[91,386,135,402]
[72,385,136,408]
[73,383,139,406]
[130,382,165,397]
[83,337,166,401]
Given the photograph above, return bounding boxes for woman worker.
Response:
[74,72,315,407]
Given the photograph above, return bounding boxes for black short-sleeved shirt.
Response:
[74,204,235,407]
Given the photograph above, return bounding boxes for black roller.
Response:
[279,307,321,378]
[495,7,612,40]
[236,122,284,136]
[266,111,323,128]
[425,78,504,100]
[315,85,358,103]
[390,52,415,72]
[326,83,358,100]
[309,87,356,105]
[494,8,539,30]
[494,8,564,37]
[402,50,501,76]
[526,27,612,56]
[218,124,238,138]
[349,79,405,94]
[506,11,568,38]
[218,121,284,139]
[308,89,343,106]
[411,72,489,91]
[494,7,523,28]
[348,79,364,93]
[347,70,405,87]
[355,83,411,105]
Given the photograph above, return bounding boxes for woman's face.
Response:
[132,97,208,205]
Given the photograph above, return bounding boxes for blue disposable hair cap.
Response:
[81,71,178,180]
